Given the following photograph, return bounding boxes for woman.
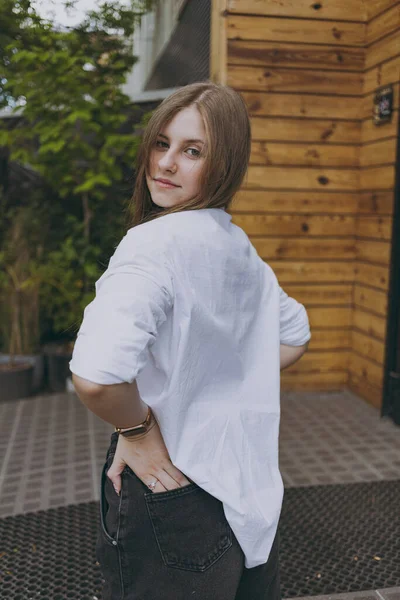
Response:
[70,81,311,600]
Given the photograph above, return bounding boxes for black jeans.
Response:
[97,432,281,600]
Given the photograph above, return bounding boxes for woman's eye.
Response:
[155,141,201,157]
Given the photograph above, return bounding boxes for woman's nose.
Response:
[158,149,177,172]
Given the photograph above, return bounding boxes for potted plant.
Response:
[0,0,155,393]
[39,216,101,392]
[42,339,75,393]
[0,205,45,401]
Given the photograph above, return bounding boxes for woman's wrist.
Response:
[115,405,151,429]
[111,392,149,430]
[75,378,150,431]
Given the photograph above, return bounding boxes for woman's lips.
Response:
[154,179,179,189]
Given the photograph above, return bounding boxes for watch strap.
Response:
[115,407,153,437]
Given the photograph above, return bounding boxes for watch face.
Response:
[123,425,147,437]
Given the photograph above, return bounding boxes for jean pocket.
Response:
[144,485,232,572]
[98,461,120,547]
[96,462,124,599]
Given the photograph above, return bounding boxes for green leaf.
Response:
[73,173,112,193]
[65,110,92,124]
[38,139,66,154]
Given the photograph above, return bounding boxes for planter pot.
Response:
[43,343,73,393]
[0,353,45,394]
[0,358,34,402]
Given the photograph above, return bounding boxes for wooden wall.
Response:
[210,0,400,404]
[348,1,400,408]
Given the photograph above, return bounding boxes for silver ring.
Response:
[147,479,158,491]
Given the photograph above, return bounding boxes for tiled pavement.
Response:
[279,390,400,487]
[0,392,113,516]
[0,388,399,599]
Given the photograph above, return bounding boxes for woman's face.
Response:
[146,105,207,209]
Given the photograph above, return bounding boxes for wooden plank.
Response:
[357,239,391,264]
[306,329,351,350]
[365,0,400,22]
[252,237,356,260]
[269,260,355,283]
[233,190,359,213]
[361,83,399,119]
[227,15,366,45]
[359,138,397,167]
[361,112,398,143]
[228,65,363,95]
[232,214,356,236]
[246,166,359,191]
[281,370,348,390]
[349,351,384,387]
[366,3,400,45]
[356,215,393,240]
[283,283,353,306]
[227,0,366,21]
[242,91,362,120]
[210,0,228,84]
[308,307,352,328]
[365,27,400,70]
[353,306,387,340]
[353,283,389,316]
[352,329,386,364]
[361,166,396,190]
[363,54,400,95]
[251,141,359,167]
[348,373,383,409]
[251,117,361,144]
[283,350,351,374]
[227,40,365,71]
[358,191,394,215]
[354,261,390,290]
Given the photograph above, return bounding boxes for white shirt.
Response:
[69,207,311,568]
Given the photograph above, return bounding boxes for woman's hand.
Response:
[106,419,192,495]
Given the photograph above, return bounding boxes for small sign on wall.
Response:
[373,84,394,125]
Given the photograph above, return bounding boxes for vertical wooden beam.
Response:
[210,0,228,84]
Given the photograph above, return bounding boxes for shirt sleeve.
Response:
[279,285,311,346]
[69,231,174,385]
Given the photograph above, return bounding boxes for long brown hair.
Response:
[126,81,251,229]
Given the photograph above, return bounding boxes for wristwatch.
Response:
[115,407,154,438]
